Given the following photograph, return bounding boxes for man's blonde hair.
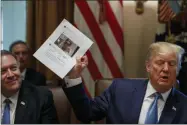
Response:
[146,42,185,74]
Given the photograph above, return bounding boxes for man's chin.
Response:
[7,81,21,89]
[158,82,172,88]
[158,78,171,84]
[7,80,18,85]
[9,84,21,92]
[158,81,173,89]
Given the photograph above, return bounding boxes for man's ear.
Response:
[145,61,151,73]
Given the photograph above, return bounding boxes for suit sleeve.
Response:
[40,90,59,124]
[63,80,116,123]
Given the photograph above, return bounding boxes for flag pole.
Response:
[168,20,171,36]
[166,20,176,43]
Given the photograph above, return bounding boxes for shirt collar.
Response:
[21,68,27,80]
[145,80,171,102]
[1,91,19,107]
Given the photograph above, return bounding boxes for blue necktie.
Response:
[2,99,11,124]
[144,92,161,124]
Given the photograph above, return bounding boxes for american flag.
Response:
[74,0,125,97]
[158,0,176,23]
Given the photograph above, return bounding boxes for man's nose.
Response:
[18,53,23,58]
[7,69,14,77]
[163,63,169,72]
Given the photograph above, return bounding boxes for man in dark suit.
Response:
[1,50,59,124]
[62,42,187,124]
[178,61,187,95]
[9,40,46,86]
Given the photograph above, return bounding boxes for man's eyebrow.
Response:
[12,64,18,66]
[2,63,18,67]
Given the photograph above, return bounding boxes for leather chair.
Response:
[45,85,80,124]
[95,78,114,97]
[94,78,114,124]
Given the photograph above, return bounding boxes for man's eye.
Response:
[14,52,19,55]
[1,69,6,72]
[169,61,177,66]
[156,61,164,65]
[11,67,18,71]
[1,69,7,74]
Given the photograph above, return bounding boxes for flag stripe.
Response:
[86,51,103,80]
[160,1,167,10]
[86,2,124,76]
[75,0,124,78]
[108,1,123,28]
[74,23,96,97]
[74,22,103,80]
[82,77,91,98]
[158,0,175,22]
[119,0,123,6]
[81,68,96,97]
[104,1,124,51]
[160,3,169,16]
[74,0,124,97]
[74,5,113,78]
[98,22,124,76]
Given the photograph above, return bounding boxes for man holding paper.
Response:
[63,42,187,124]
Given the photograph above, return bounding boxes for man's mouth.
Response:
[160,76,169,82]
[7,79,18,84]
[19,61,25,63]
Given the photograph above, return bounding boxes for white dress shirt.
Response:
[138,81,171,124]
[1,92,19,124]
[21,68,27,80]
[64,78,171,124]
[64,76,82,88]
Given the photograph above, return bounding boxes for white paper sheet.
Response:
[33,19,93,79]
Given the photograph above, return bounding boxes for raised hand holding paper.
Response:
[33,19,93,79]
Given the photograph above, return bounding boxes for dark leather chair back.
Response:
[95,78,113,124]
[43,86,80,124]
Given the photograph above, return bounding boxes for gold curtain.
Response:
[26,0,74,83]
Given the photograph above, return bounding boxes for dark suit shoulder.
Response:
[26,68,38,73]
[18,80,59,124]
[25,68,46,86]
[111,78,148,90]
[172,89,187,123]
[21,80,51,97]
[21,80,55,112]
[174,88,187,103]
[26,68,45,77]
[113,78,148,84]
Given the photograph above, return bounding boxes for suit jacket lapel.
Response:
[24,68,30,80]
[159,88,178,124]
[14,81,30,124]
[129,79,148,123]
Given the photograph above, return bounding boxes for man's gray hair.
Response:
[146,42,185,74]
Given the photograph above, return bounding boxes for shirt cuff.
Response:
[64,76,82,88]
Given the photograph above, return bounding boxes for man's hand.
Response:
[67,55,88,79]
